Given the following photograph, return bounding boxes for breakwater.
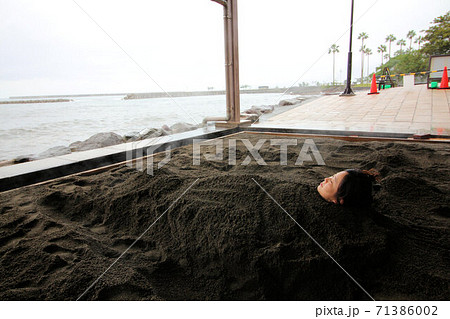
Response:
[0,99,72,105]
[124,88,287,100]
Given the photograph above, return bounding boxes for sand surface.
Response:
[0,133,449,300]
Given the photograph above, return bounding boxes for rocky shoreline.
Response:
[6,122,202,165]
[0,96,310,167]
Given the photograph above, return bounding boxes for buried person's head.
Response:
[317,168,381,206]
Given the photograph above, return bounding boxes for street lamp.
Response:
[340,0,355,96]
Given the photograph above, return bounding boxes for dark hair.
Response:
[337,168,381,206]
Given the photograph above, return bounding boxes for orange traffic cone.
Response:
[368,73,379,95]
[440,66,449,89]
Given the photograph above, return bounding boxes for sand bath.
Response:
[0,132,449,300]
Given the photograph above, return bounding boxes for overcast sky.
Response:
[0,0,448,98]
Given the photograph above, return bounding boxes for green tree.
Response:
[377,44,387,66]
[328,44,339,85]
[406,30,416,50]
[358,32,369,84]
[414,35,424,50]
[396,39,406,53]
[421,11,450,55]
[385,34,397,59]
[377,50,427,75]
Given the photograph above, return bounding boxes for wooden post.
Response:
[210,0,248,126]
[229,0,240,123]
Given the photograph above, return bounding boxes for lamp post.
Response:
[340,0,355,96]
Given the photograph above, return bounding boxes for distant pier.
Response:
[0,99,72,105]
[123,88,287,100]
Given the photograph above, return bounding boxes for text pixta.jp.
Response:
[127,139,326,175]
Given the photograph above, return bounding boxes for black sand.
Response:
[0,133,449,300]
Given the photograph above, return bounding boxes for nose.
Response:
[324,177,331,183]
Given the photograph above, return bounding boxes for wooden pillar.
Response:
[229,0,240,123]
[211,0,246,126]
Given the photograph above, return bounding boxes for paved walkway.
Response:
[262,84,450,135]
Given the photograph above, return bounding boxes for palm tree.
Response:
[358,32,369,84]
[415,35,424,50]
[377,44,387,66]
[328,44,339,85]
[359,45,367,83]
[396,39,406,53]
[365,48,373,79]
[407,30,416,50]
[385,34,396,59]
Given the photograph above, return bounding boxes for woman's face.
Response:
[317,171,348,204]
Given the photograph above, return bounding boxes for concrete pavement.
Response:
[262,84,450,135]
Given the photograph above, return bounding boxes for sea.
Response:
[0,92,304,161]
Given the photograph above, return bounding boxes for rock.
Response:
[161,124,171,132]
[69,141,82,152]
[243,105,274,116]
[71,132,124,152]
[124,132,139,140]
[36,146,71,159]
[243,114,260,123]
[138,128,171,140]
[138,128,159,140]
[169,122,198,134]
[278,97,304,106]
[243,108,261,116]
[13,155,33,164]
[258,105,275,113]
[138,127,156,137]
[161,126,172,135]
